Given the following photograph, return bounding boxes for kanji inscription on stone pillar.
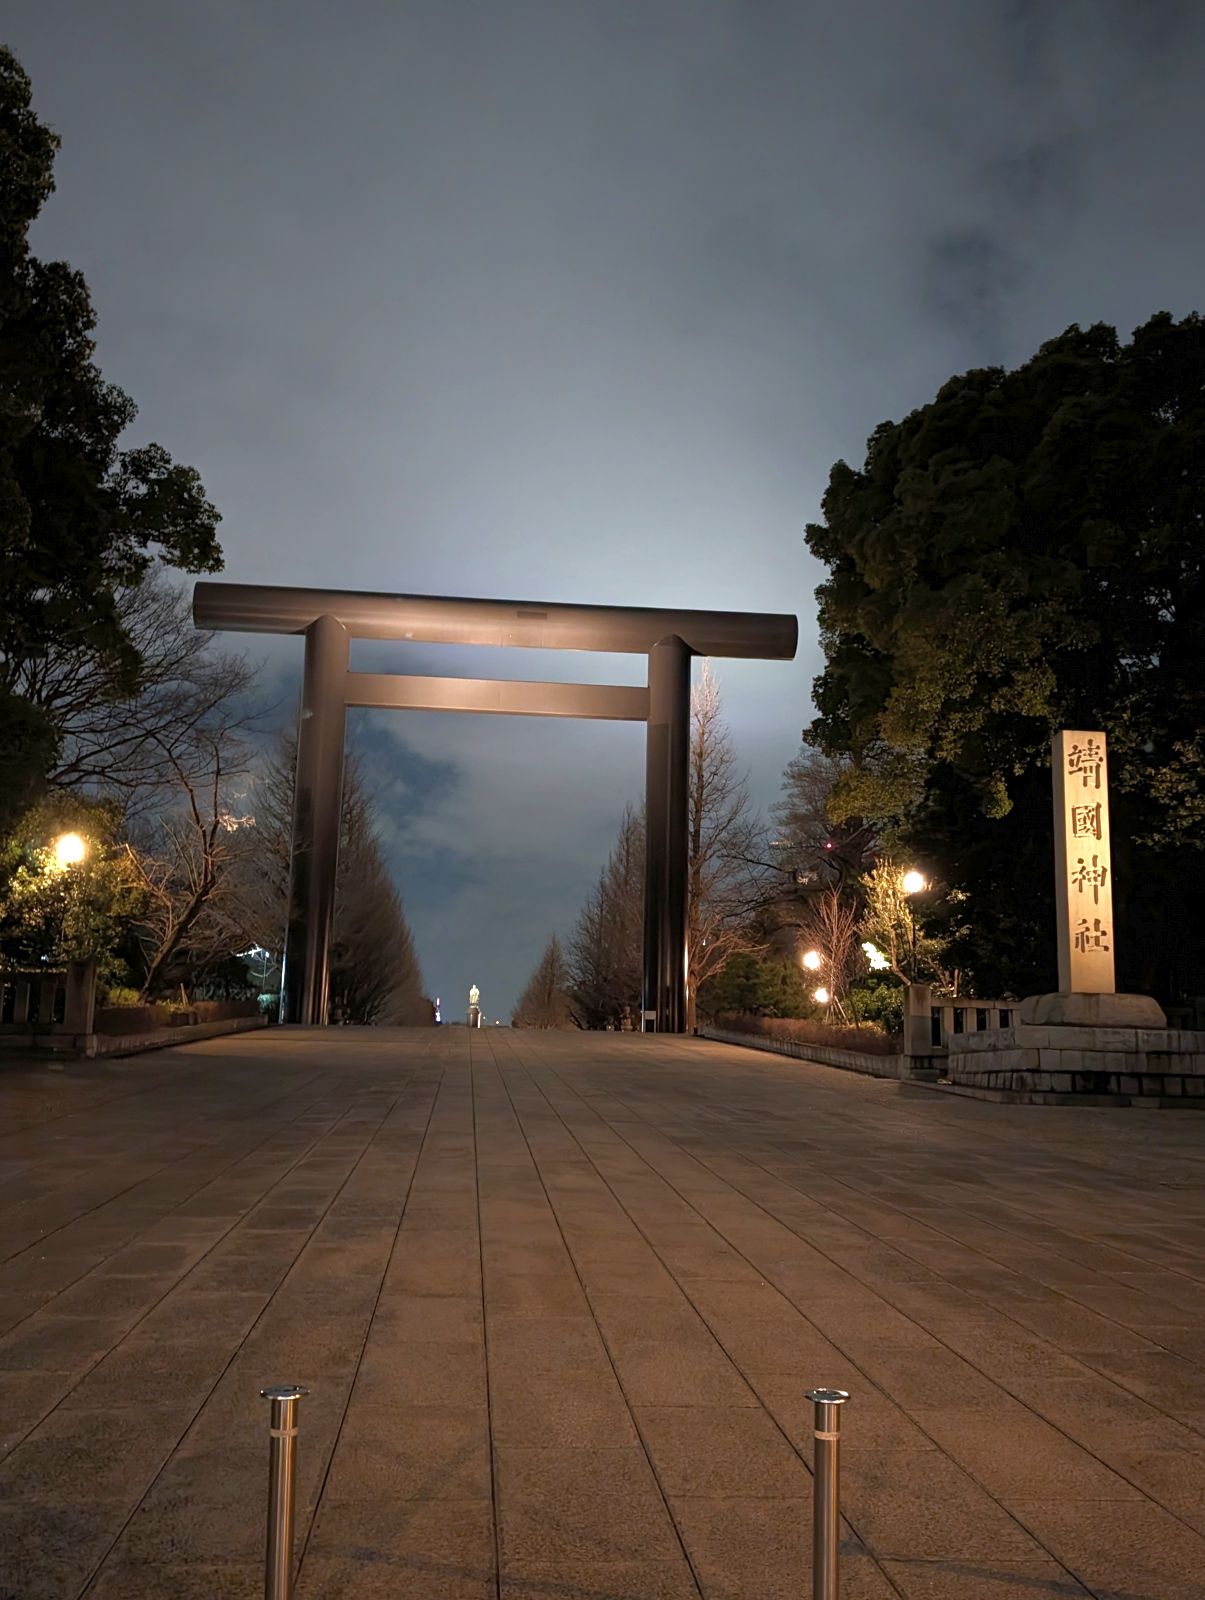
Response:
[1052,730,1115,994]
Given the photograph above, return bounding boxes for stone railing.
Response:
[903,984,1017,1058]
[0,961,97,1053]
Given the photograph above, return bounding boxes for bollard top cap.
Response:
[260,1384,310,1400]
[805,1388,850,1404]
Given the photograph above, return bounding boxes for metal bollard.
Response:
[260,1384,309,1600]
[804,1388,849,1600]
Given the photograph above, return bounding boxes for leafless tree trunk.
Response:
[241,734,429,1024]
[514,935,575,1028]
[685,664,763,1030]
[568,805,644,1027]
[797,887,862,1022]
[126,720,259,999]
[12,575,263,808]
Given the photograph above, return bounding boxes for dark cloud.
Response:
[8,0,1204,1012]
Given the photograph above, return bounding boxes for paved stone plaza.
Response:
[1,1028,1203,1599]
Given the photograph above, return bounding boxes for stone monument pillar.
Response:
[1021,730,1164,1027]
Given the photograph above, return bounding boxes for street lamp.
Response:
[801,949,823,972]
[812,985,830,1005]
[901,867,927,982]
[53,832,87,869]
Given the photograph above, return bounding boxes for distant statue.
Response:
[469,984,480,1009]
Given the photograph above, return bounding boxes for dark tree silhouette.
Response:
[0,48,221,829]
[513,935,575,1029]
[806,313,1205,1002]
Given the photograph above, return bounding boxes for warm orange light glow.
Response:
[813,985,830,1005]
[902,869,926,895]
[801,949,822,971]
[53,832,87,869]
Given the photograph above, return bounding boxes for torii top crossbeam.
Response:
[193,582,798,660]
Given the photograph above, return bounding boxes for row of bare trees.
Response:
[514,666,768,1029]
[512,661,958,1032]
[1,576,428,1017]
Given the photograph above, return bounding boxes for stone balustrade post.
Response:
[904,982,935,1057]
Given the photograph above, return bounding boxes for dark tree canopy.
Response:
[806,313,1205,1002]
[0,47,222,825]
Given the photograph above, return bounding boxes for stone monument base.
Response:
[943,1009,1205,1106]
[1019,991,1167,1027]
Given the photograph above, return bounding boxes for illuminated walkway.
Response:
[1,1027,1203,1598]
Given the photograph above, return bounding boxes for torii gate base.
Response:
[193,584,797,1033]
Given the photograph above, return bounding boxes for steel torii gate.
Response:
[193,583,797,1032]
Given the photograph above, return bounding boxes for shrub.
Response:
[714,1012,900,1057]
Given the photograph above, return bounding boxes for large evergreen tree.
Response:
[805,313,1205,1001]
[0,48,221,829]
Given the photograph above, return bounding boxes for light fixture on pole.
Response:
[801,949,823,972]
[901,868,926,982]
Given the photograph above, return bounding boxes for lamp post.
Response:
[902,868,926,983]
[50,833,90,964]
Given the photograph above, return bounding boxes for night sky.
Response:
[9,2,1204,1018]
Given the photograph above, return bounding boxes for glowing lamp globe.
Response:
[902,869,926,895]
[812,986,830,1005]
[801,949,822,972]
[54,832,87,869]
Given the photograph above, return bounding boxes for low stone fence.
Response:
[94,998,262,1035]
[92,1011,268,1057]
[703,1026,912,1080]
[0,961,97,1055]
[1,965,269,1060]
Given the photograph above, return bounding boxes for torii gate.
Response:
[193,583,797,1032]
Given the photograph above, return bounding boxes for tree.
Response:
[568,806,644,1028]
[805,313,1205,1003]
[797,886,864,1020]
[770,748,877,891]
[244,736,428,1024]
[514,935,575,1029]
[0,795,145,988]
[28,576,258,810]
[0,48,222,824]
[685,665,762,1029]
[329,774,427,1025]
[857,863,952,991]
[124,717,258,1000]
[699,951,814,1020]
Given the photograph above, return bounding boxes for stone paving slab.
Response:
[1,1025,1203,1598]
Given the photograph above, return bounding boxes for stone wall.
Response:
[702,1027,913,1081]
[945,1023,1205,1106]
